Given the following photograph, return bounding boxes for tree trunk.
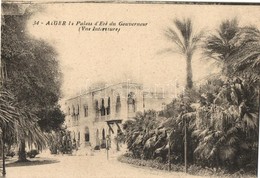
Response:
[186,54,193,90]
[257,85,260,135]
[188,129,194,164]
[2,129,6,176]
[184,54,192,173]
[168,135,171,171]
[184,118,187,173]
[18,140,28,162]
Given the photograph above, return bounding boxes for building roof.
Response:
[66,82,142,101]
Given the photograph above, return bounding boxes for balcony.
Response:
[115,112,121,119]
[95,116,100,122]
[72,120,79,126]
[70,115,79,126]
[101,116,106,121]
[128,112,135,119]
[94,115,112,122]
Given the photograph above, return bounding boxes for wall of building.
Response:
[64,82,171,150]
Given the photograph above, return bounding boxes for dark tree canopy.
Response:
[1,3,64,132]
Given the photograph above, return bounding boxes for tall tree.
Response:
[193,76,258,171]
[0,88,20,176]
[164,18,203,89]
[228,27,260,79]
[164,18,203,172]
[201,18,259,171]
[203,19,239,75]
[1,3,64,162]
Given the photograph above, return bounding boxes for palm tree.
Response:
[16,108,48,162]
[0,88,48,164]
[203,19,259,161]
[203,18,239,75]
[1,54,47,165]
[164,18,203,89]
[164,18,203,172]
[229,27,260,79]
[1,4,53,167]
[0,88,20,176]
[123,111,159,159]
[193,75,258,170]
[1,58,19,175]
[1,58,47,164]
[204,18,260,79]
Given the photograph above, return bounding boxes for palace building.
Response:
[64,82,172,150]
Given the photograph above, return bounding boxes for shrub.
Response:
[123,152,134,158]
[118,154,179,171]
[6,151,15,157]
[27,150,39,158]
[94,145,100,150]
[118,154,256,178]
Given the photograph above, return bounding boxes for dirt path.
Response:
[2,150,204,178]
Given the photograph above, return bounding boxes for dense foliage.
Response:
[164,18,203,89]
[1,3,65,162]
[48,130,74,155]
[123,77,258,174]
[1,5,64,131]
[122,18,259,175]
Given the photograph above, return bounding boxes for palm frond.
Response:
[157,48,183,56]
[243,112,258,130]
[164,27,185,53]
[228,27,260,76]
[174,18,192,48]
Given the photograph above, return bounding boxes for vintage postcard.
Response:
[1,1,259,178]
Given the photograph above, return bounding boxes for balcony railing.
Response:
[70,116,79,126]
[95,114,112,122]
[101,116,106,121]
[106,115,110,120]
[128,112,135,119]
[115,112,121,119]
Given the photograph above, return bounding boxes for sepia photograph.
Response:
[1,1,259,178]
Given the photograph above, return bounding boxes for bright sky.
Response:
[26,3,260,100]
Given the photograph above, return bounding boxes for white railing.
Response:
[94,114,112,122]
[128,112,135,118]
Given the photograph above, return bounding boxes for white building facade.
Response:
[64,82,171,150]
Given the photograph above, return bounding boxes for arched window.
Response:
[101,98,106,116]
[77,105,80,115]
[84,105,88,117]
[107,97,110,115]
[101,129,106,148]
[116,95,121,113]
[96,129,100,146]
[68,107,70,115]
[73,131,76,140]
[95,100,99,117]
[85,127,90,142]
[72,105,75,115]
[102,129,106,140]
[128,92,136,113]
[77,132,80,147]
